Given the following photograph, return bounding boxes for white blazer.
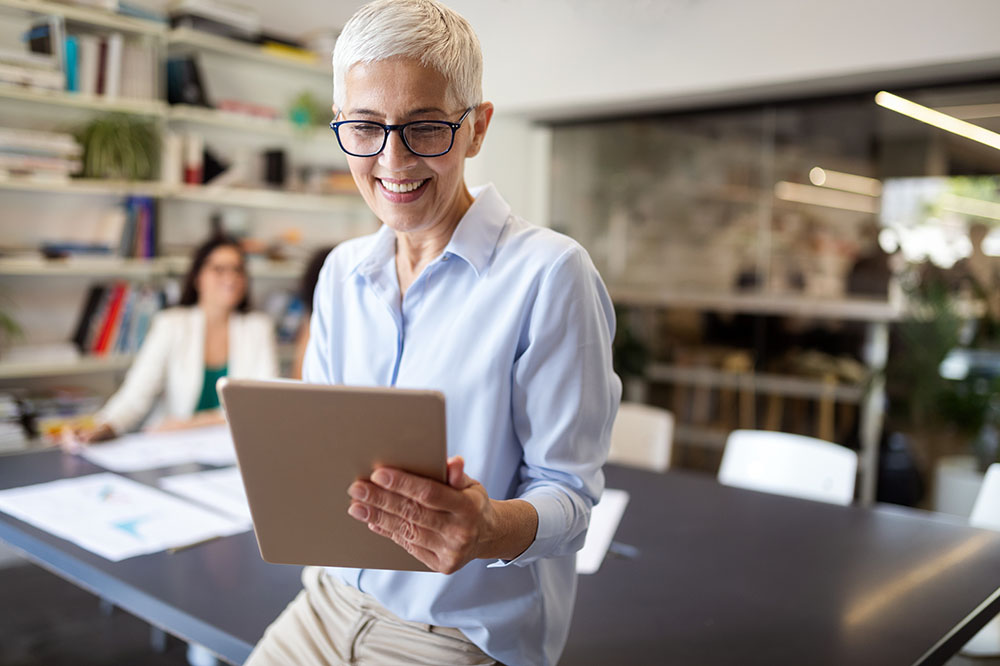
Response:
[97,307,279,433]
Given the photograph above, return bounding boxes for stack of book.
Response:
[73,282,164,356]
[0,127,82,181]
[0,42,64,92]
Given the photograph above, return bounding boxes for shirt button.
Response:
[442,255,450,261]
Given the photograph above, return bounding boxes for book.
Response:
[72,285,107,352]
[103,32,123,99]
[0,127,81,157]
[114,287,137,352]
[0,153,81,174]
[95,37,107,95]
[77,34,100,95]
[0,63,65,91]
[64,36,78,92]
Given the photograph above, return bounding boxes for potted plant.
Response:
[75,113,159,181]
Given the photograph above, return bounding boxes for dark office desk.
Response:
[1,450,998,666]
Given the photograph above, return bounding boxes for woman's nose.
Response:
[378,129,418,169]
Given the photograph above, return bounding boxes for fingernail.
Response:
[371,469,390,487]
[348,484,367,501]
[348,504,368,521]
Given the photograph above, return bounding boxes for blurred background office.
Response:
[0,0,999,663]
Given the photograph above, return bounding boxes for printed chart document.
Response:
[576,488,630,575]
[0,473,247,561]
[80,425,237,472]
[158,467,252,527]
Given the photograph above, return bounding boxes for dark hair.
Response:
[299,246,336,312]
[179,234,251,312]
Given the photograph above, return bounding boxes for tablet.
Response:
[217,378,447,571]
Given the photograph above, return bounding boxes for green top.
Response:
[195,364,228,413]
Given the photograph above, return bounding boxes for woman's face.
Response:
[196,246,246,312]
[339,57,492,236]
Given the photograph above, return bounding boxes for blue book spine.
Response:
[64,36,78,92]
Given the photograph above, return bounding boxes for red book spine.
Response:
[92,283,127,355]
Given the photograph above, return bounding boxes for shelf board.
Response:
[0,256,166,277]
[0,0,166,36]
[0,255,302,279]
[0,354,134,380]
[167,27,330,76]
[169,184,361,213]
[645,363,865,403]
[611,287,902,322]
[0,84,166,116]
[0,177,364,213]
[167,104,326,138]
[0,177,163,197]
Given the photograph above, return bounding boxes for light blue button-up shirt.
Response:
[303,183,621,666]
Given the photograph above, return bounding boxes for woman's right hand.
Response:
[60,423,116,452]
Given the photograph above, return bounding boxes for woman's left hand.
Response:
[347,456,536,574]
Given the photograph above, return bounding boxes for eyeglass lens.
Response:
[339,121,454,157]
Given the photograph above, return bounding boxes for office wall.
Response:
[448,0,1000,118]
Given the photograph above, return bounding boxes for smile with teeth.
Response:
[379,178,428,193]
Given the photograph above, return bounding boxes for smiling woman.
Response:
[243,2,621,666]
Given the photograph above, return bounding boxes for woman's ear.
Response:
[465,101,494,158]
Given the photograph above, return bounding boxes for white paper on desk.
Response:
[0,473,247,561]
[158,467,252,527]
[576,488,630,575]
[80,425,236,472]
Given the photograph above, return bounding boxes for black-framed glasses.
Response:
[330,107,474,158]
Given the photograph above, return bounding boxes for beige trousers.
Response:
[244,567,498,666]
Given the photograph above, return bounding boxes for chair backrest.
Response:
[718,429,858,505]
[607,402,674,473]
[970,463,1000,531]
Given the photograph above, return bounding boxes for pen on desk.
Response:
[168,536,221,554]
[59,428,83,454]
[608,540,640,559]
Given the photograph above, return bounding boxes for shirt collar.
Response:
[348,182,510,279]
[443,183,510,276]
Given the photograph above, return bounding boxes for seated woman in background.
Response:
[71,234,279,444]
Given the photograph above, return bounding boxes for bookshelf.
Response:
[0,1,366,398]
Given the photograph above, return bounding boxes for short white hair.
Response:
[332,0,483,111]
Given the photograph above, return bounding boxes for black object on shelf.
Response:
[202,147,229,184]
[166,56,211,107]
[263,149,286,188]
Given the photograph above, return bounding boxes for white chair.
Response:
[961,463,1000,657]
[718,429,857,505]
[607,402,674,473]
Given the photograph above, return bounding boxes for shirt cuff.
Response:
[486,491,578,568]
